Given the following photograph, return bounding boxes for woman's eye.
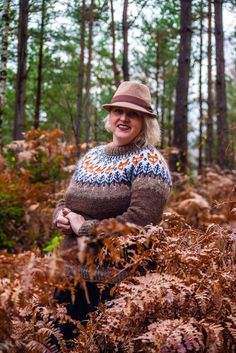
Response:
[128,112,139,118]
[114,109,123,115]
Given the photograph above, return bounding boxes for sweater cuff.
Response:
[78,219,99,237]
[52,206,64,227]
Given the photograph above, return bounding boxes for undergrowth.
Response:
[0,130,235,352]
[0,214,235,352]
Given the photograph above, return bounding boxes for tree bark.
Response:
[122,0,129,81]
[160,65,166,149]
[14,0,29,140]
[33,0,46,130]
[0,0,11,148]
[93,96,98,142]
[110,0,120,87]
[85,0,94,147]
[206,0,213,165]
[171,0,192,173]
[167,95,172,147]
[214,0,228,168]
[155,32,160,118]
[198,0,204,174]
[75,0,86,154]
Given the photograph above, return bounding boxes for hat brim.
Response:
[102,102,157,118]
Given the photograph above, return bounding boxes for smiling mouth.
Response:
[117,124,131,130]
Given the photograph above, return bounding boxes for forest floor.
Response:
[0,129,235,352]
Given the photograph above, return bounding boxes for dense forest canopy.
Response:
[0,0,236,171]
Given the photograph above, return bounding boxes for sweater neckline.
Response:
[103,143,144,156]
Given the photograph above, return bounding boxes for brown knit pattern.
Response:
[53,143,172,282]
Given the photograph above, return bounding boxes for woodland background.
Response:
[0,0,236,352]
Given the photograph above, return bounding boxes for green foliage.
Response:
[0,229,15,249]
[0,206,24,220]
[0,185,24,250]
[1,0,236,170]
[43,231,63,252]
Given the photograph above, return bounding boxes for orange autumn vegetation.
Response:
[0,129,235,352]
[0,129,77,249]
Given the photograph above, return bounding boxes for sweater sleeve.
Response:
[77,175,170,237]
[52,199,65,227]
[114,175,170,226]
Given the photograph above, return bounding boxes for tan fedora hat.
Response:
[102,81,156,118]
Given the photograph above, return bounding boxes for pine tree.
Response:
[0,0,11,148]
[75,0,86,153]
[33,0,46,130]
[122,0,129,81]
[214,0,228,168]
[198,0,204,174]
[206,0,213,165]
[85,0,94,147]
[171,0,192,173]
[14,0,29,140]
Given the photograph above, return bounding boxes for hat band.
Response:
[111,95,153,113]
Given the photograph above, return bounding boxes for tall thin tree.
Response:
[206,0,213,165]
[171,0,192,173]
[14,0,29,140]
[75,0,86,153]
[34,0,46,130]
[85,0,94,147]
[155,32,160,117]
[122,0,129,81]
[110,0,120,87]
[0,0,11,148]
[160,64,166,149]
[214,0,228,168]
[167,94,173,147]
[198,0,204,174]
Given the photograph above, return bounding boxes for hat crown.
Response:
[114,81,151,105]
[102,80,156,118]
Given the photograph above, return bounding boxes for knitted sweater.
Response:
[53,143,172,282]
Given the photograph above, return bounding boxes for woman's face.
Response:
[109,107,144,146]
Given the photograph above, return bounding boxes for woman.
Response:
[53,81,172,341]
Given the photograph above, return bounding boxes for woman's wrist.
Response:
[65,212,85,236]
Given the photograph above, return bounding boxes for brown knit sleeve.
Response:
[52,198,66,227]
[114,175,170,226]
[77,219,99,236]
[76,175,171,239]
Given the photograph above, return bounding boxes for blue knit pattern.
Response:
[73,145,172,187]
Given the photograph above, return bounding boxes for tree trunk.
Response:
[85,0,94,147]
[214,0,228,168]
[33,0,46,130]
[171,0,192,173]
[167,95,172,147]
[206,0,213,165]
[0,0,11,149]
[14,0,29,140]
[122,0,129,81]
[75,0,86,154]
[110,0,120,87]
[93,95,98,142]
[160,65,166,149]
[198,0,203,174]
[155,32,160,118]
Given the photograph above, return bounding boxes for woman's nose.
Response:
[119,112,129,121]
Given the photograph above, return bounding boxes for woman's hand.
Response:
[65,212,85,236]
[56,208,74,235]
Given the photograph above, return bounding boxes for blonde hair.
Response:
[103,114,161,147]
